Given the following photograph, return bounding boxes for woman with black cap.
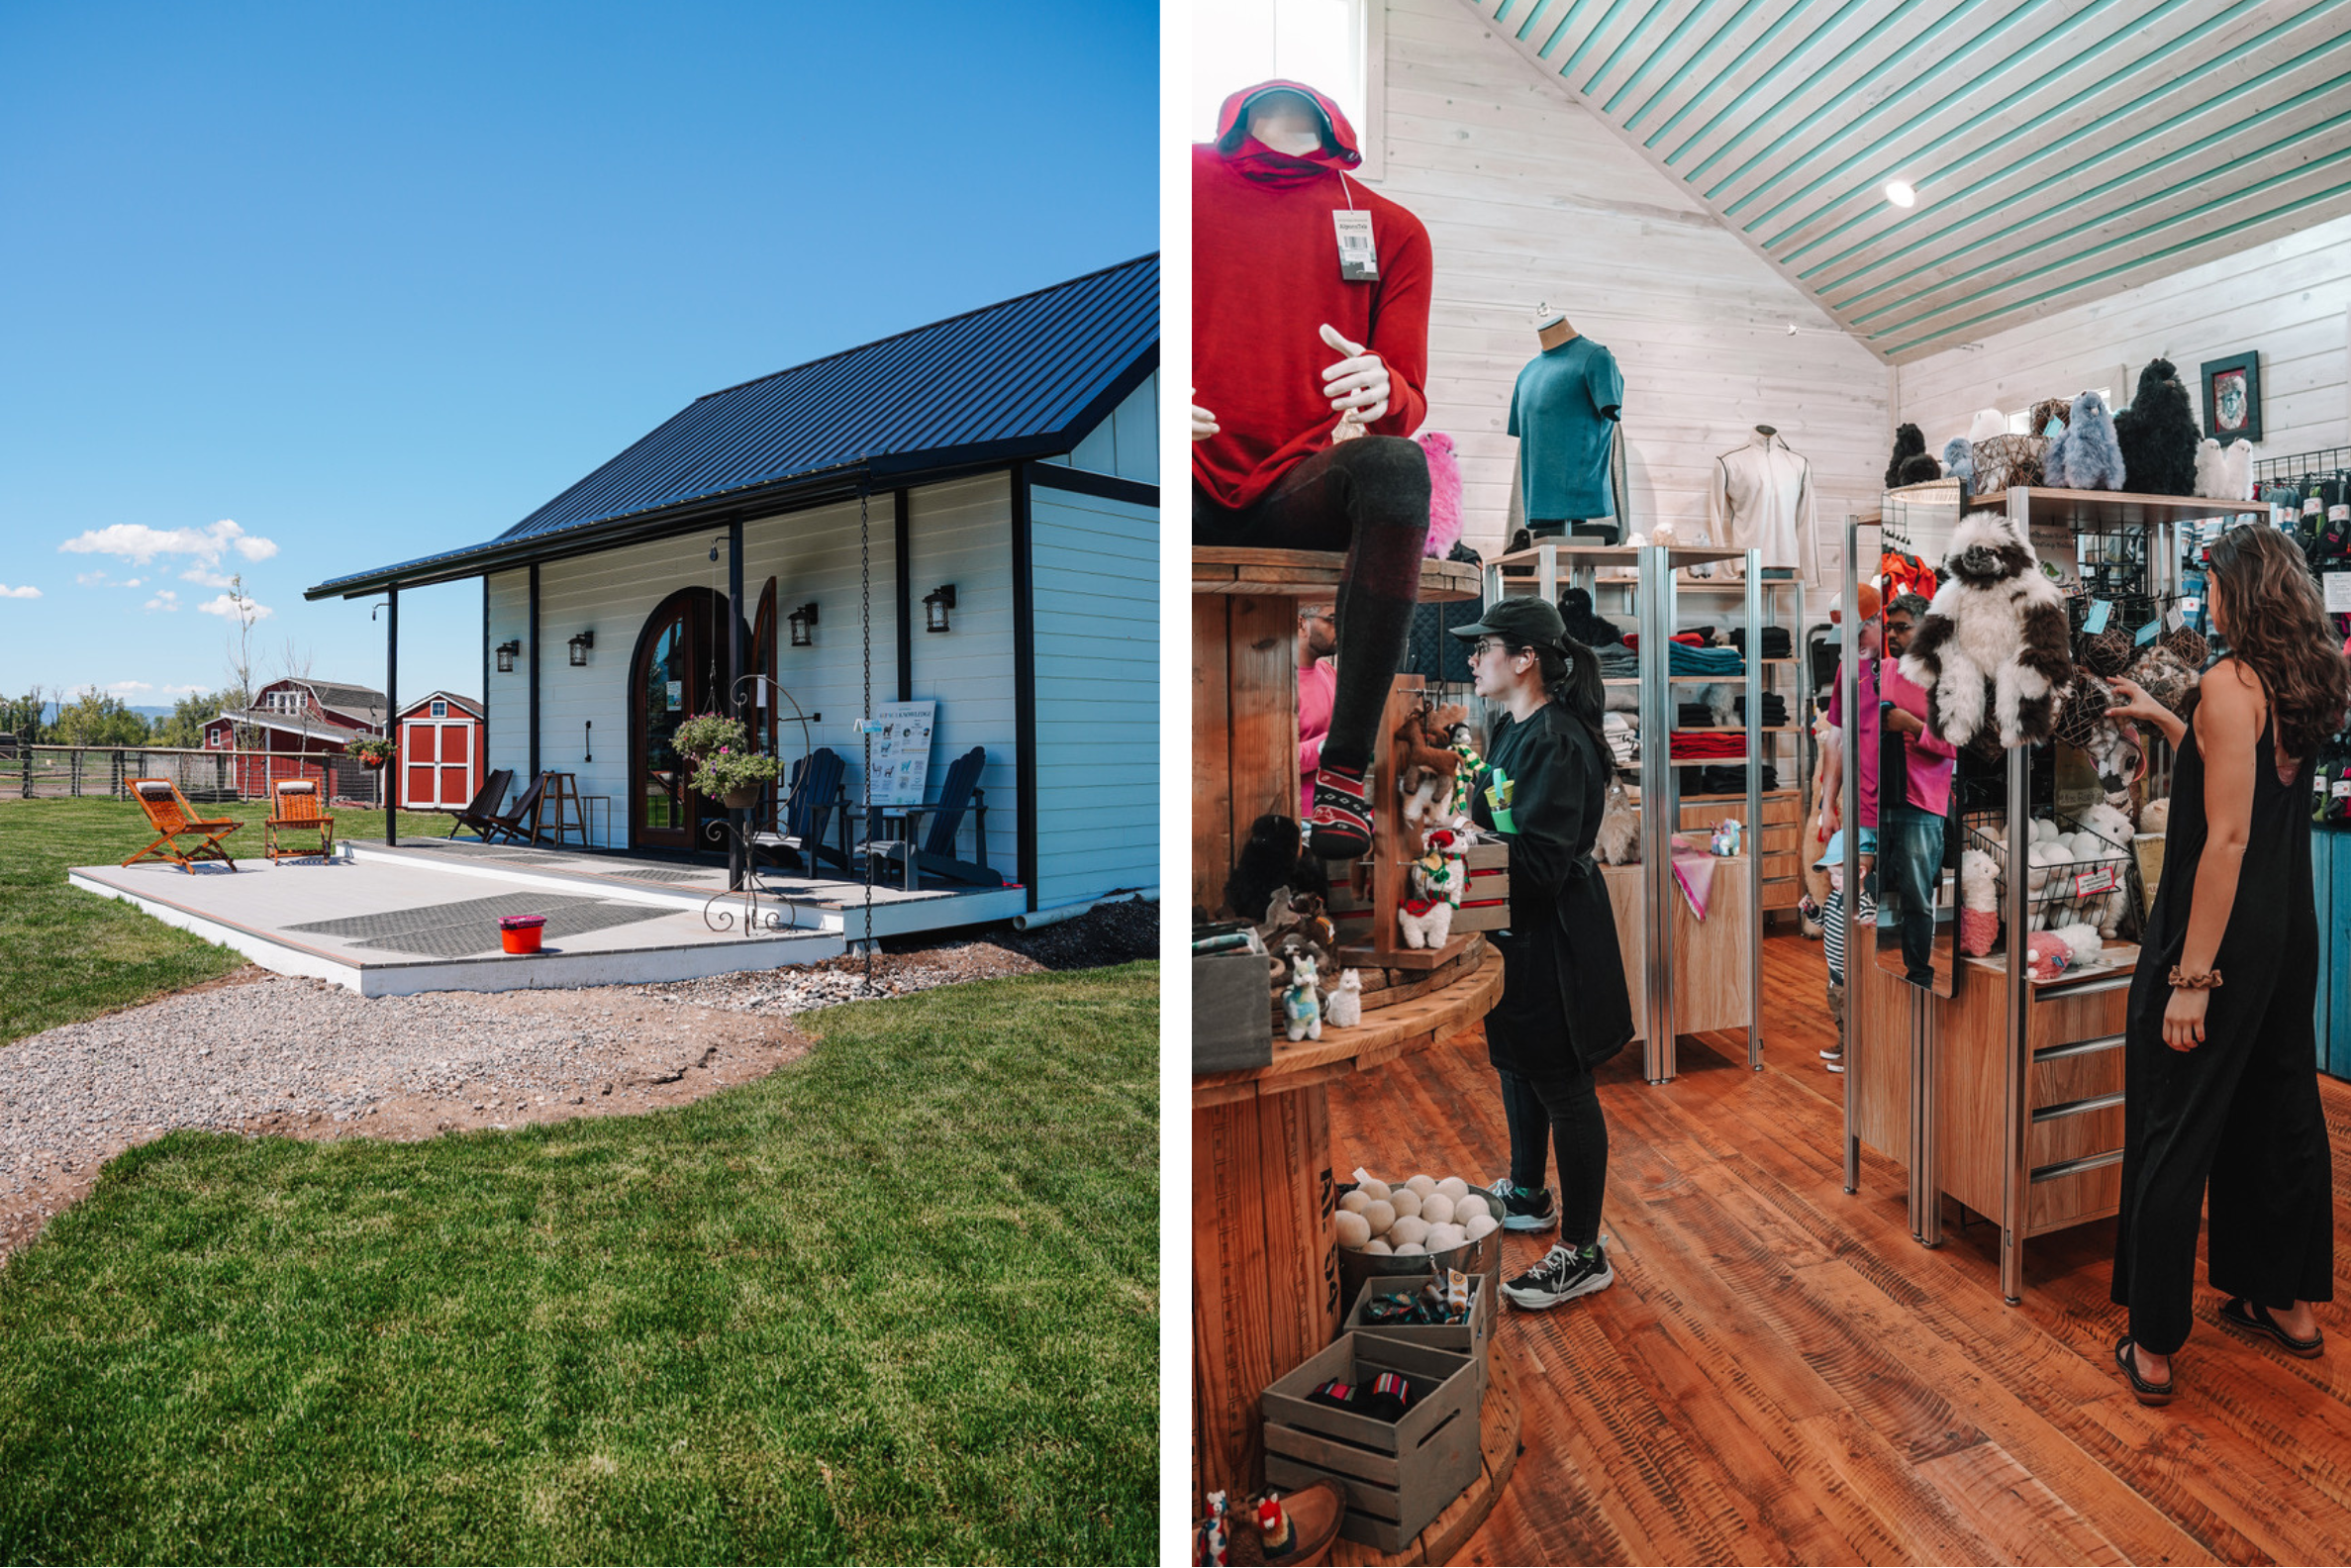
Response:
[1450,596,1635,1310]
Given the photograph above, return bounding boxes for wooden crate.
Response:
[1261,1334,1483,1552]
[1343,1271,1494,1398]
[1194,950,1273,1074]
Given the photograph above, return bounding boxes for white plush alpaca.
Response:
[1282,952,1323,1042]
[1398,897,1455,949]
[1899,507,2074,748]
[2077,802,2138,936]
[1325,968,1363,1028]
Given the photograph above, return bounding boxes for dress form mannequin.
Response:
[1192,79,1436,858]
[1707,427,1814,573]
[1510,302,1624,544]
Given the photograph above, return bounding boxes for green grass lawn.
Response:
[0,963,1159,1563]
[0,797,459,1048]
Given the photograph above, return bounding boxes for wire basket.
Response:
[1963,806,2142,938]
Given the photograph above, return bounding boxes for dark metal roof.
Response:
[308,254,1158,599]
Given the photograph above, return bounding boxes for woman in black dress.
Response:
[2107,525,2351,1404]
[1448,597,1634,1311]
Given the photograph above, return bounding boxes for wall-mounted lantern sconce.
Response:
[788,603,819,647]
[924,585,957,634]
[567,630,595,666]
[495,639,522,674]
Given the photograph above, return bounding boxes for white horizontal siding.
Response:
[1044,369,1161,486]
[484,569,531,800]
[1029,485,1158,906]
[1899,212,2351,468]
[1363,0,1893,592]
[903,475,1020,873]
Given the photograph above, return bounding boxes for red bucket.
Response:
[499,915,545,954]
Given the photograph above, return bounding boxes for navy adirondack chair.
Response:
[753,747,851,874]
[446,768,516,840]
[482,771,549,846]
[865,746,1005,888]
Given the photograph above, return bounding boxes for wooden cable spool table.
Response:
[1192,547,1518,1559]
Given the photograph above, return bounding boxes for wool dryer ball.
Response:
[1435,1176,1470,1201]
[1334,1210,1371,1249]
[1393,1241,1426,1255]
[1389,1215,1431,1247]
[1356,1178,1392,1203]
[1453,1193,1490,1223]
[1389,1187,1423,1221]
[1361,1199,1396,1236]
[1406,1174,1438,1200]
[1425,1222,1468,1252]
[1420,1193,1456,1226]
[1337,1189,1370,1215]
[1363,1237,1393,1255]
[1464,1213,1500,1240]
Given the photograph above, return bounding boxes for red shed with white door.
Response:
[396,691,485,812]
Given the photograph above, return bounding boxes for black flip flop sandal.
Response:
[2115,1334,2175,1406]
[2219,1297,2325,1359]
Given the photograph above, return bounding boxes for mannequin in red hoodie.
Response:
[1195,80,1434,859]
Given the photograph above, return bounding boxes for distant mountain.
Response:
[37,702,179,722]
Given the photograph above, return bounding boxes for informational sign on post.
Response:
[2325,569,2351,615]
[867,701,937,807]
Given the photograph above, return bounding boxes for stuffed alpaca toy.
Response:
[2195,438,2257,502]
[2077,802,2138,936]
[1417,431,1464,558]
[2139,796,2170,836]
[1415,828,1467,908]
[2024,931,2074,983]
[1443,719,1483,820]
[1324,968,1363,1028]
[1225,815,1315,922]
[1899,449,1942,486]
[1885,423,1927,488]
[1395,703,1464,829]
[1595,771,1640,865]
[1559,585,1622,647]
[1281,952,1323,1042]
[2113,358,2200,498]
[1958,847,2002,955]
[1900,507,2074,747]
[2044,389,2126,490]
[2053,922,2106,971]
[1398,896,1455,949]
[1943,437,1976,497]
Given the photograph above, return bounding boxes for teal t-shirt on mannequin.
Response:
[1508,337,1624,520]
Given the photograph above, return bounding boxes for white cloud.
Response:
[76,570,112,586]
[180,567,238,589]
[59,519,278,567]
[107,680,154,695]
[196,592,271,622]
[145,590,179,612]
[124,577,142,588]
[0,583,41,600]
[162,683,206,695]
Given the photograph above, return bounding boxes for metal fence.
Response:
[6,744,387,806]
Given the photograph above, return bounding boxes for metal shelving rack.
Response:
[1485,541,1788,1081]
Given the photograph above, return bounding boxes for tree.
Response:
[220,572,262,747]
[153,687,237,749]
[51,688,152,747]
[0,687,47,743]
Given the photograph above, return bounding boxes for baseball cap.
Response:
[1447,596,1569,648]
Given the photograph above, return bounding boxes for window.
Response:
[431,700,447,718]
[1193,0,1383,180]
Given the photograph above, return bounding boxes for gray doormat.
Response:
[284,892,676,958]
[597,867,721,883]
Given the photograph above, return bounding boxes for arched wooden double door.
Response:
[630,585,770,852]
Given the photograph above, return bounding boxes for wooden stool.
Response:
[539,771,588,848]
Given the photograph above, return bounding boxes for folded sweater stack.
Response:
[1728,626,1793,659]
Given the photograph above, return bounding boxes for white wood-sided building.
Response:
[307,255,1159,921]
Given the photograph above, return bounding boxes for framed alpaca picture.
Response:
[2201,351,2262,444]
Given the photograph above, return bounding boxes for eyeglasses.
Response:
[1470,638,1512,661]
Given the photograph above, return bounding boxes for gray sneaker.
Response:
[1501,1242,1614,1309]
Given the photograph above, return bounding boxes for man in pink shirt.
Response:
[1297,604,1337,801]
[1878,594,1957,984]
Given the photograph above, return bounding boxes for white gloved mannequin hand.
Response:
[1319,324,1390,429]
[1191,389,1220,441]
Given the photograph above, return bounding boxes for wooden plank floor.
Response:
[1327,929,2351,1565]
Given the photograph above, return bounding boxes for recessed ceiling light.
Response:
[1885,179,1917,208]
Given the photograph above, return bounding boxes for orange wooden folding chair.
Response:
[264,778,335,861]
[124,779,242,872]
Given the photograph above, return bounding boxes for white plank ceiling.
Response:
[1457,0,2351,362]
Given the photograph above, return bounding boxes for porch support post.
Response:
[1010,463,1038,911]
[528,564,541,784]
[386,583,398,846]
[894,487,913,703]
[729,517,745,891]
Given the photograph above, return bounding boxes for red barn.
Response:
[203,678,387,796]
[394,691,485,811]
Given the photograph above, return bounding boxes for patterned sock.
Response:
[1309,762,1373,860]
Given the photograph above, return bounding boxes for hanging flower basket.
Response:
[359,754,389,771]
[350,737,395,770]
[692,744,784,808]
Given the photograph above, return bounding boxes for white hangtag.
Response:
[1332,210,1378,281]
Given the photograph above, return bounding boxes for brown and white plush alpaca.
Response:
[1395,703,1465,828]
[1900,508,2074,748]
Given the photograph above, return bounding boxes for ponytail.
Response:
[1515,633,1610,760]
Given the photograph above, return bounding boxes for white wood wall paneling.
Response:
[1900,214,2351,459]
[1879,163,2351,355]
[1859,115,2351,328]
[903,477,1020,850]
[1044,370,1159,485]
[1786,5,2335,280]
[485,570,530,788]
[1711,0,2163,222]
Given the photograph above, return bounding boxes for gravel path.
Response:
[0,916,1133,1263]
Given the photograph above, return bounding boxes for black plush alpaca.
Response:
[1223,814,1328,922]
[1898,450,1942,486]
[1558,585,1622,647]
[1885,423,1927,489]
[2112,358,2200,499]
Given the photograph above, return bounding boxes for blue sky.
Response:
[0,1,1156,717]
